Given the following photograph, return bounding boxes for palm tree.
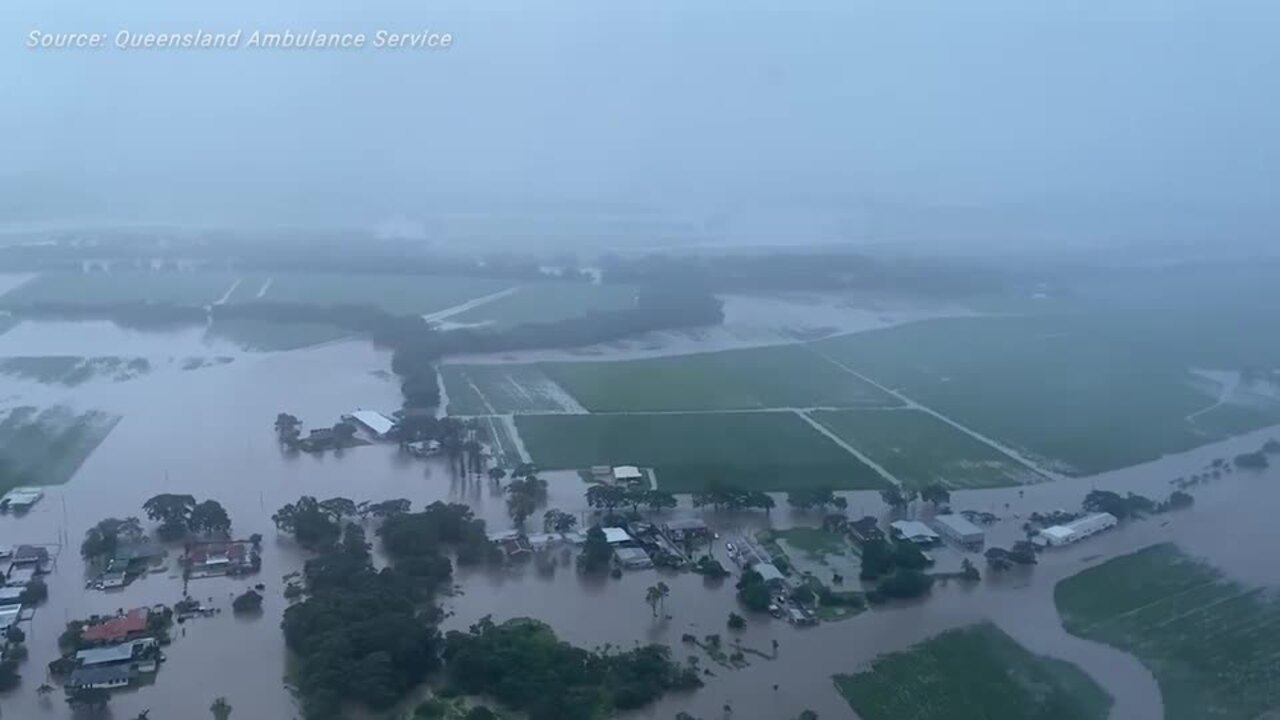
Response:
[656,581,670,615]
[645,585,663,617]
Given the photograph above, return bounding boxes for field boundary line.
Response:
[1066,577,1233,635]
[803,345,1064,482]
[794,409,901,488]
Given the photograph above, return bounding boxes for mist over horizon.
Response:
[4,0,1279,254]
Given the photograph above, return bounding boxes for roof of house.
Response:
[614,547,651,562]
[12,544,50,563]
[890,520,940,539]
[1,487,43,506]
[76,642,137,666]
[68,665,133,687]
[754,562,786,583]
[933,514,984,537]
[0,606,19,630]
[4,567,36,586]
[665,518,709,532]
[612,465,643,480]
[602,527,632,544]
[82,608,149,642]
[0,586,24,605]
[350,410,395,435]
[189,542,248,565]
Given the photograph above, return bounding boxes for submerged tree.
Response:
[210,696,233,720]
[143,493,197,540]
[189,499,232,536]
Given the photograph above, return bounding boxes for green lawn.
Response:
[0,356,152,385]
[817,316,1280,475]
[441,364,583,415]
[205,318,352,351]
[233,273,515,316]
[514,411,887,492]
[1055,543,1280,720]
[834,623,1111,720]
[0,406,120,491]
[540,345,901,413]
[448,282,638,328]
[0,271,240,307]
[808,409,1041,489]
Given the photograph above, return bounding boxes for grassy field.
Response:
[448,282,638,328]
[0,356,152,385]
[441,364,582,415]
[1055,543,1280,720]
[205,318,352,351]
[0,271,240,307]
[0,405,120,491]
[515,412,887,492]
[834,622,1112,720]
[230,273,515,316]
[809,408,1041,489]
[818,316,1280,475]
[540,345,901,413]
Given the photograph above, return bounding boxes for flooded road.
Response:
[0,319,1277,720]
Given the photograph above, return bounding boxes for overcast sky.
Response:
[2,0,1278,245]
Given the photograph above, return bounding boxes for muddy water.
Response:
[0,320,1278,720]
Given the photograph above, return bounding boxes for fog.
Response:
[3,0,1279,249]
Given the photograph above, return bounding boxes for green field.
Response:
[0,406,120,491]
[0,356,152,385]
[449,282,638,328]
[441,364,583,415]
[205,318,352,351]
[515,412,887,492]
[540,345,901,413]
[818,316,1280,475]
[230,273,515,316]
[1055,544,1280,720]
[0,271,240,307]
[809,408,1041,489]
[834,623,1111,720]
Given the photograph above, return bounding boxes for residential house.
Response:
[67,665,133,690]
[81,608,150,645]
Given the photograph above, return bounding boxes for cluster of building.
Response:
[889,514,986,550]
[588,465,649,488]
[0,544,49,633]
[66,607,161,691]
[488,516,712,571]
[725,535,817,626]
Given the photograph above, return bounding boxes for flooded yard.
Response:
[0,320,1277,719]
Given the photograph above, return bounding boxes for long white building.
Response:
[1038,512,1117,546]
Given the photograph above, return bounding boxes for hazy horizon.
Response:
[4,0,1279,251]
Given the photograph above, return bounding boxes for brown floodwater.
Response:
[1,319,1278,720]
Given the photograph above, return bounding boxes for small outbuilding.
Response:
[612,466,644,484]
[348,410,395,437]
[614,547,654,569]
[67,665,133,690]
[602,527,633,545]
[753,562,786,585]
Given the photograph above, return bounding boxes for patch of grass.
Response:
[834,622,1111,720]
[515,412,887,492]
[441,364,581,415]
[0,271,240,307]
[541,345,901,413]
[809,408,1040,489]
[773,527,851,559]
[1055,543,1280,720]
[232,273,514,316]
[205,318,352,351]
[0,406,120,492]
[449,282,638,328]
[818,315,1280,475]
[0,356,153,385]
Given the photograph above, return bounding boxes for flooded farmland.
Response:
[1,318,1278,720]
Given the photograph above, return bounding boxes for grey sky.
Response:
[2,0,1278,241]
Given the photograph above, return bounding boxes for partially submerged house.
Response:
[1037,512,1118,547]
[931,514,985,549]
[889,520,941,546]
[847,516,885,545]
[67,665,133,690]
[81,608,150,645]
[0,487,43,511]
[347,410,395,438]
[185,541,254,577]
[663,518,711,543]
[614,546,654,569]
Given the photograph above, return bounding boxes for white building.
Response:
[612,466,644,484]
[1038,512,1118,546]
[348,410,395,437]
[890,520,941,546]
[602,527,632,545]
[931,514,985,548]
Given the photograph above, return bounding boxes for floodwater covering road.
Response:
[0,319,1277,720]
